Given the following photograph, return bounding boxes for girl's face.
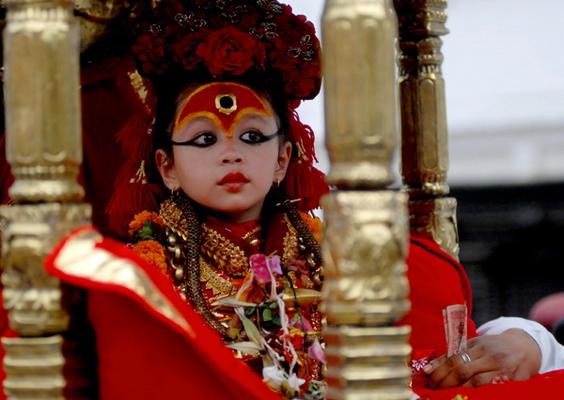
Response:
[157,82,292,223]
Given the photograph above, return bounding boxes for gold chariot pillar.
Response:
[322,1,412,398]
[1,0,91,398]
[394,0,459,259]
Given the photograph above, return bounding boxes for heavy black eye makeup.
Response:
[239,129,280,145]
[170,131,217,147]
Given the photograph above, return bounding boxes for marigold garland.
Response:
[128,210,164,236]
[299,212,322,243]
[133,239,168,275]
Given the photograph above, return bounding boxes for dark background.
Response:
[453,182,564,327]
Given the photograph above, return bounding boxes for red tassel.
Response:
[106,182,163,239]
[284,163,329,212]
[289,110,318,163]
[116,112,155,160]
[283,107,328,211]
[106,159,164,239]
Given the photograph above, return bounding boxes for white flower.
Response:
[286,373,306,393]
[263,365,286,392]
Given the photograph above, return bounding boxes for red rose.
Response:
[172,32,206,70]
[132,34,167,75]
[196,26,265,76]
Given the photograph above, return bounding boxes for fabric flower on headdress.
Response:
[197,26,266,76]
[132,35,168,75]
[172,31,206,70]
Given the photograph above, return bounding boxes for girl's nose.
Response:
[222,153,242,164]
[220,138,243,164]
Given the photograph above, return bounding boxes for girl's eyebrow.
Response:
[240,114,270,123]
[175,117,216,132]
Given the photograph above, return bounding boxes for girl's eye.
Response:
[189,132,217,147]
[240,130,275,145]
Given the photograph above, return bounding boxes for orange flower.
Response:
[133,240,168,275]
[128,211,164,237]
[299,212,322,243]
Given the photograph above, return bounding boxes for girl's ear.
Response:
[274,141,293,183]
[155,149,180,190]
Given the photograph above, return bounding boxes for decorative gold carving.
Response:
[324,326,412,400]
[323,0,399,188]
[398,36,449,197]
[282,214,299,265]
[201,225,249,278]
[409,197,459,260]
[200,258,235,298]
[2,336,65,399]
[74,0,126,52]
[0,203,91,336]
[160,199,189,241]
[322,1,412,398]
[322,192,410,326]
[2,0,98,396]
[4,0,84,203]
[394,0,448,36]
[396,0,449,197]
[395,0,460,257]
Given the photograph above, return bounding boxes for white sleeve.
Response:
[477,316,564,373]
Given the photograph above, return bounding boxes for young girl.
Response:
[42,1,564,399]
[125,79,326,397]
[104,2,328,398]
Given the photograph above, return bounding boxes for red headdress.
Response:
[106,0,329,237]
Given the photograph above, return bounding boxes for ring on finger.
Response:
[459,351,472,364]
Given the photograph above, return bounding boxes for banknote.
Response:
[443,304,467,357]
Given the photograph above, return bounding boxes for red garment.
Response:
[405,236,564,398]
[3,224,564,398]
[415,370,564,399]
[46,226,281,400]
[400,236,478,358]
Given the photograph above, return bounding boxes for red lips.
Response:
[217,172,250,185]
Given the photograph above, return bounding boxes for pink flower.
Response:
[307,340,326,364]
[268,255,282,275]
[250,254,270,284]
[250,254,283,285]
[290,315,313,332]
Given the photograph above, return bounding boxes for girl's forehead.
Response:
[182,113,272,130]
[174,82,275,137]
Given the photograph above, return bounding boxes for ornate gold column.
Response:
[322,1,412,398]
[394,0,459,259]
[0,0,91,398]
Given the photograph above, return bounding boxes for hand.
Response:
[423,329,542,388]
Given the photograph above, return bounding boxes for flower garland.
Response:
[127,209,327,399]
[224,253,327,399]
[128,211,168,274]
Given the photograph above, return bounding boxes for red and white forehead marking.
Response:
[174,82,274,138]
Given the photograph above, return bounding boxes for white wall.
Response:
[287,0,564,186]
